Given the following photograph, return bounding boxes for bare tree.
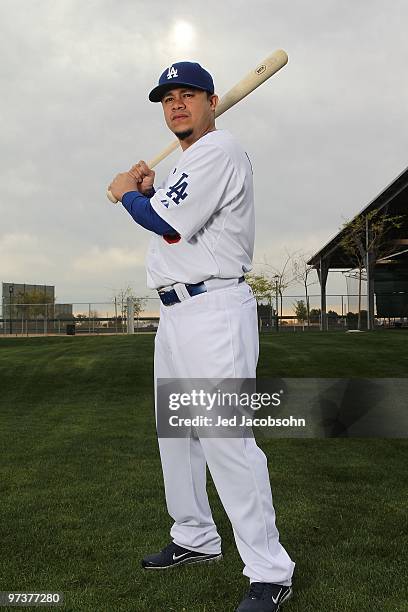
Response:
[255,252,295,318]
[291,251,318,327]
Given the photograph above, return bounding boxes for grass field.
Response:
[0,332,407,612]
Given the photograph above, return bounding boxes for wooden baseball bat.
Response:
[107,49,288,203]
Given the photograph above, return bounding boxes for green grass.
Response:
[0,333,407,612]
[257,329,408,377]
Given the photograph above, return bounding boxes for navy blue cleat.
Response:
[235,583,293,612]
[141,541,223,570]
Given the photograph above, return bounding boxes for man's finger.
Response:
[129,169,143,183]
[139,160,153,175]
[129,165,144,178]
[130,161,152,177]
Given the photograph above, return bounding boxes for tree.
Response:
[245,273,274,298]
[309,308,321,324]
[254,253,295,318]
[291,251,318,327]
[293,300,307,325]
[327,310,339,319]
[346,310,367,329]
[245,273,274,331]
[340,210,403,329]
[112,286,147,325]
[14,289,54,319]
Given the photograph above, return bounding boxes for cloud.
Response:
[0,233,51,279]
[72,245,145,275]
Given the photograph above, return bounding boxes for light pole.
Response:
[274,275,279,332]
[9,285,14,335]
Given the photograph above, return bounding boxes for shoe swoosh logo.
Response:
[172,552,191,561]
[272,588,282,604]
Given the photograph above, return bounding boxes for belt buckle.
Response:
[173,283,191,302]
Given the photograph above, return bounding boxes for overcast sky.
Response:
[1,0,407,310]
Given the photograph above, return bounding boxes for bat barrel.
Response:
[215,49,288,118]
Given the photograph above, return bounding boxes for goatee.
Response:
[175,129,194,141]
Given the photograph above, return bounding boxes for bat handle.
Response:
[106,141,180,204]
[107,189,118,204]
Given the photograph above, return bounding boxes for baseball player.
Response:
[109,61,295,612]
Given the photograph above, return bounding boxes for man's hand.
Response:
[108,172,139,202]
[129,160,155,195]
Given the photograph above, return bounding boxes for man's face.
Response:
[161,87,218,143]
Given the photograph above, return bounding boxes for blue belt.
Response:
[158,276,245,306]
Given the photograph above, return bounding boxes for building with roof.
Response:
[308,167,408,330]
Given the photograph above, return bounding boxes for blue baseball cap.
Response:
[149,61,214,102]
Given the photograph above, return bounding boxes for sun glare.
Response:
[171,21,196,49]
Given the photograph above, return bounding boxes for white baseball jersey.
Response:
[147,129,255,289]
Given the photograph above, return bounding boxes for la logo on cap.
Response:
[167,66,178,79]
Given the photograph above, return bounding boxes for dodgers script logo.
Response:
[166,173,189,205]
[167,66,178,79]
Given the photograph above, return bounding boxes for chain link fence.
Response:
[0,293,407,337]
[254,292,407,332]
[0,298,161,336]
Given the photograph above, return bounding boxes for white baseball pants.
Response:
[154,280,295,585]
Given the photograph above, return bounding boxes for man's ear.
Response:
[210,94,219,112]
